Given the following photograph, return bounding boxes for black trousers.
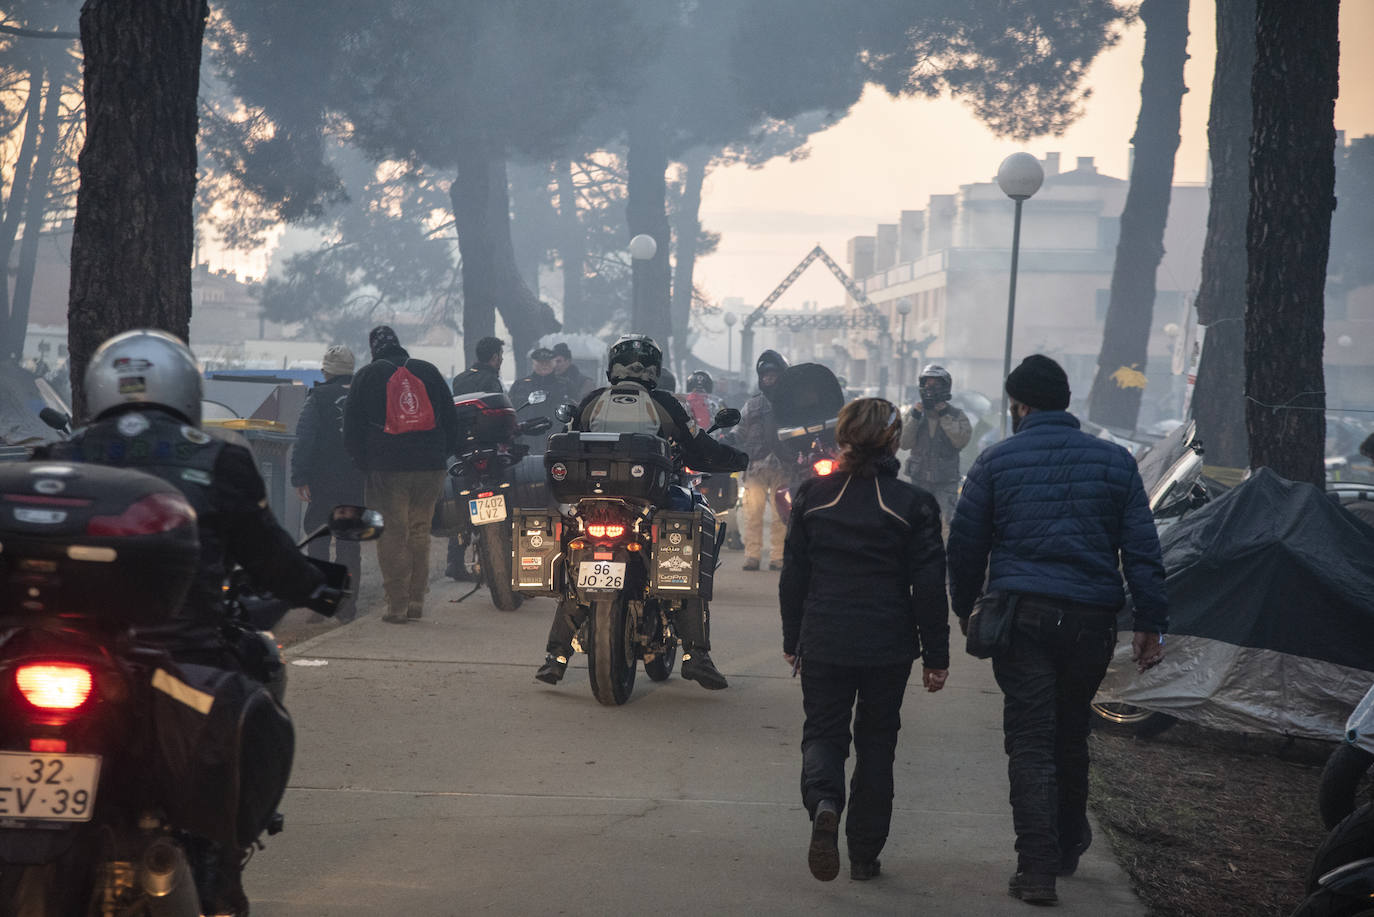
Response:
[545,597,710,655]
[991,599,1116,875]
[799,659,913,864]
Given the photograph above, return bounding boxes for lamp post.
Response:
[629,233,657,340]
[895,299,912,405]
[723,311,737,377]
[996,152,1044,438]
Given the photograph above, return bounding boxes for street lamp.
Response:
[996,152,1044,438]
[629,233,657,340]
[723,311,737,376]
[895,299,912,405]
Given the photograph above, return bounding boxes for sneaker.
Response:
[382,613,408,624]
[681,650,728,690]
[536,654,568,685]
[1008,872,1058,905]
[743,558,761,571]
[768,561,783,571]
[1059,824,1093,876]
[850,859,881,881]
[808,800,841,881]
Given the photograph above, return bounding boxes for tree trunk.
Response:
[67,0,207,420]
[0,61,45,352]
[7,65,66,360]
[450,140,560,374]
[1087,0,1190,432]
[671,147,709,371]
[1190,0,1255,469]
[555,158,587,332]
[627,105,672,362]
[1244,0,1338,487]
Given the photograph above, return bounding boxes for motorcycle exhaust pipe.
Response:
[139,837,201,917]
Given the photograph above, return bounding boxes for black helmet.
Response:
[606,334,662,388]
[756,349,788,385]
[918,364,952,403]
[686,370,713,394]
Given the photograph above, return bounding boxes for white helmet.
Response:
[85,329,203,425]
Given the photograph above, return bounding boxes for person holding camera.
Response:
[900,364,972,528]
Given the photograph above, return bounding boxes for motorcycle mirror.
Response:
[555,403,576,424]
[707,407,741,435]
[327,505,385,541]
[526,390,548,406]
[39,407,70,432]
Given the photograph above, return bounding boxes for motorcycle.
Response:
[1293,801,1374,916]
[513,406,741,706]
[433,391,552,611]
[0,460,381,916]
[1319,684,1374,830]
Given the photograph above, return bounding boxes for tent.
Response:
[1095,468,1374,738]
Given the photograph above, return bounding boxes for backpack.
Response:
[381,360,436,434]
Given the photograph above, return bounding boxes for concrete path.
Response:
[249,544,1144,916]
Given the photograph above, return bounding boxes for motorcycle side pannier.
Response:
[648,508,721,601]
[511,509,562,596]
[0,463,199,624]
[544,432,672,505]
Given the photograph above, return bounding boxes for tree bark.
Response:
[67,0,208,419]
[1087,0,1190,432]
[0,61,45,352]
[627,104,672,363]
[450,140,560,374]
[1190,0,1254,469]
[7,64,66,359]
[555,158,588,332]
[1244,0,1338,487]
[671,147,709,372]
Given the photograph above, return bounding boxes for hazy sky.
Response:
[694,3,1374,323]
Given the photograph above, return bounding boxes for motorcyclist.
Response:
[535,334,748,691]
[684,369,722,432]
[33,329,341,915]
[738,350,792,571]
[900,364,972,527]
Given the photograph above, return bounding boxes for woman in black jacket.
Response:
[779,397,950,883]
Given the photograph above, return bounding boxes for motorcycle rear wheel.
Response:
[478,525,522,612]
[1320,744,1374,830]
[1089,701,1176,738]
[1292,887,1374,917]
[1309,802,1374,893]
[587,597,636,706]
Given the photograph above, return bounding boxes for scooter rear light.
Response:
[87,492,196,536]
[813,458,836,476]
[16,664,94,710]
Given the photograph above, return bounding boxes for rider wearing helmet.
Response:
[535,335,748,691]
[684,370,721,432]
[900,364,972,526]
[737,350,791,571]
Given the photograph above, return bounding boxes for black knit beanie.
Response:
[1005,354,1071,411]
[369,325,401,358]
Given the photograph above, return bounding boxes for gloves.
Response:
[306,584,345,617]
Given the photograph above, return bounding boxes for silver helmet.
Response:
[85,329,203,425]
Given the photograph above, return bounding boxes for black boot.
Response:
[681,648,728,690]
[535,654,568,685]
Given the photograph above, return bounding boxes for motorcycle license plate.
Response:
[0,751,100,822]
[577,561,625,591]
[468,495,507,526]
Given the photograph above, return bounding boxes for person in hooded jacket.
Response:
[344,325,463,623]
[738,350,792,570]
[291,344,365,621]
[779,397,949,883]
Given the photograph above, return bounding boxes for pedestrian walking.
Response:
[779,397,950,883]
[344,325,463,623]
[946,354,1168,906]
[452,336,505,396]
[291,344,366,621]
[900,364,972,528]
[739,349,792,570]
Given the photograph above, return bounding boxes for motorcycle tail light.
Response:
[87,492,196,536]
[478,491,495,499]
[473,458,490,472]
[30,738,67,753]
[813,458,836,476]
[586,523,627,541]
[16,663,94,711]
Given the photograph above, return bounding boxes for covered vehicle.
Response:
[0,363,70,460]
[1095,468,1374,738]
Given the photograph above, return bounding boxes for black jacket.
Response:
[291,375,364,499]
[38,409,326,627]
[343,345,463,472]
[452,362,503,396]
[779,457,949,669]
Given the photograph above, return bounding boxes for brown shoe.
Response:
[743,558,761,571]
[768,561,783,571]
[808,800,840,881]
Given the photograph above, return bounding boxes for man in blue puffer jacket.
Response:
[947,354,1168,906]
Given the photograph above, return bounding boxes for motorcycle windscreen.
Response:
[769,363,845,429]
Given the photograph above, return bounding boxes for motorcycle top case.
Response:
[544,432,672,505]
[0,462,199,624]
[453,392,518,443]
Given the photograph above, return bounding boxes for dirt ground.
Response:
[1089,721,1334,916]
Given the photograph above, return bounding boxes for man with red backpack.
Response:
[344,325,463,623]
